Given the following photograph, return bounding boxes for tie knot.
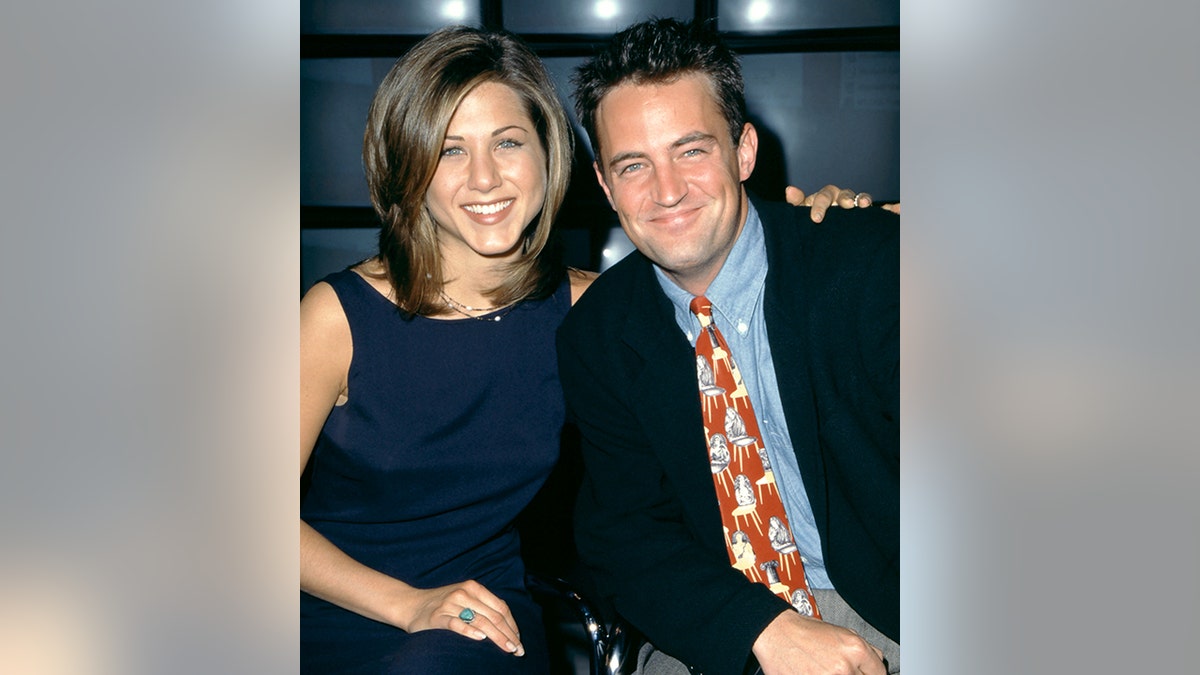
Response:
[689,295,713,320]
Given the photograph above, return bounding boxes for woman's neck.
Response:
[440,264,506,307]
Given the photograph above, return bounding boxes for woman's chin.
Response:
[470,238,524,260]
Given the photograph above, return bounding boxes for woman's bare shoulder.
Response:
[300,280,350,343]
[348,257,394,297]
[567,267,599,306]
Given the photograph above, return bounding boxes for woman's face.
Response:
[425,81,548,266]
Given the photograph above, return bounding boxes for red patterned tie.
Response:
[690,296,820,618]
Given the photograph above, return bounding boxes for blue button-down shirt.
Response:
[653,202,832,589]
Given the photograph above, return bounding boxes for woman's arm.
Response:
[299,281,525,656]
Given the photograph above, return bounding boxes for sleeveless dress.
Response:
[301,269,570,674]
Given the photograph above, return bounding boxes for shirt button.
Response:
[736,321,749,334]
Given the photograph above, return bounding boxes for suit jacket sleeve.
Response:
[557,270,791,675]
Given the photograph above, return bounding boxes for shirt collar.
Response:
[654,201,768,333]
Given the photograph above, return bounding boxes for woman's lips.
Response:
[462,199,514,216]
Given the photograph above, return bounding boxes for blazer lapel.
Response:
[759,203,829,530]
[618,259,728,554]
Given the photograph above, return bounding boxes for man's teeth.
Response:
[463,200,513,215]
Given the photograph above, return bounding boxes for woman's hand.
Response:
[402,579,526,657]
[785,185,900,221]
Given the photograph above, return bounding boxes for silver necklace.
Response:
[439,291,518,322]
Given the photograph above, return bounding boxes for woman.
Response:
[301,27,584,674]
[300,25,876,674]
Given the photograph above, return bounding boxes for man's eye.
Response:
[619,163,643,175]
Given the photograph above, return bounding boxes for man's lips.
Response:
[646,204,703,227]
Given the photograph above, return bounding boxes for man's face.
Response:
[592,73,757,295]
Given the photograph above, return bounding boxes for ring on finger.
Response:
[458,607,476,624]
[853,192,868,207]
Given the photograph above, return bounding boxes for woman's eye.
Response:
[497,139,523,150]
[441,147,464,157]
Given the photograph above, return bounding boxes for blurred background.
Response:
[300,0,899,293]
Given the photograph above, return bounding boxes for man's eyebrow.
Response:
[605,151,648,171]
[671,131,718,149]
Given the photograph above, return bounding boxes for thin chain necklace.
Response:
[439,290,519,322]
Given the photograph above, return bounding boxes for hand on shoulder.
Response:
[785,184,900,222]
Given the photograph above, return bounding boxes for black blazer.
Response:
[556,196,899,675]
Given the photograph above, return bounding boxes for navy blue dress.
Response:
[301,269,570,674]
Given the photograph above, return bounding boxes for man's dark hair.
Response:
[572,17,747,158]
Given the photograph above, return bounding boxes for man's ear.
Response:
[593,160,616,210]
[736,122,758,182]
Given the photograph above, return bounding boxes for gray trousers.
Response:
[636,589,899,674]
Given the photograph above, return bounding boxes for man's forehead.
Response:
[596,75,720,128]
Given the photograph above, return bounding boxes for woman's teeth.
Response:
[463,200,513,215]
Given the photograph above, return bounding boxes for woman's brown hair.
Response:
[363,26,574,316]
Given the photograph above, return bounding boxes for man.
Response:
[557,18,899,675]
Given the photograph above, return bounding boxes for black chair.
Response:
[526,572,640,675]
[522,426,643,674]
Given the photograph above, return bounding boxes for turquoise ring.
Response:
[458,608,476,623]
